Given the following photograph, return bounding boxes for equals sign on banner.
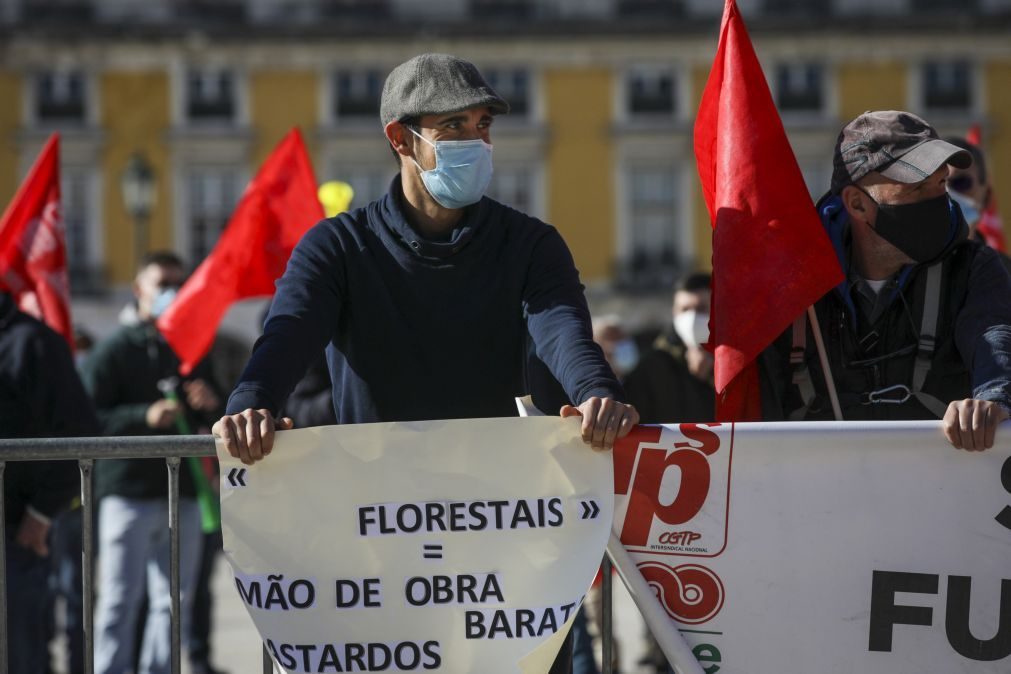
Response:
[422,544,443,560]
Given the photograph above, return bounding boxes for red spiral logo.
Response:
[637,561,725,625]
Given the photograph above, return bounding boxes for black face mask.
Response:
[864,191,953,263]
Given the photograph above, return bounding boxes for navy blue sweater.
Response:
[227,178,623,423]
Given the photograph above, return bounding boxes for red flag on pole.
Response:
[0,133,74,348]
[158,128,323,375]
[694,0,844,421]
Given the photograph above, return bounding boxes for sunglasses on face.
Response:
[948,174,975,194]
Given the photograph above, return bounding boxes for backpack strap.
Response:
[910,262,948,418]
[789,313,818,420]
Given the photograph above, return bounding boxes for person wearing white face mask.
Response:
[624,273,716,426]
[943,136,1011,275]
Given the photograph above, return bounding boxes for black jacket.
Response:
[624,331,716,424]
[0,292,99,531]
[761,195,1011,421]
[82,321,222,500]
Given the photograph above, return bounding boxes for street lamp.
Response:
[120,152,156,270]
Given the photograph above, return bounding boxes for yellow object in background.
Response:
[317,180,354,217]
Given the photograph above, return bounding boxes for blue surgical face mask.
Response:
[150,287,177,318]
[410,127,493,210]
[947,189,981,228]
[611,338,640,376]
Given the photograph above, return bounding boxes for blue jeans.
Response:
[94,497,202,674]
[5,539,50,674]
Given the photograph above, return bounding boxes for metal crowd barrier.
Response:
[0,435,618,674]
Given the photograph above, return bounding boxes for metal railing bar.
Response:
[601,555,613,674]
[263,643,274,673]
[80,459,95,674]
[0,435,215,462]
[0,461,7,674]
[167,457,182,674]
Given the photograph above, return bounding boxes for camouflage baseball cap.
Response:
[830,110,972,193]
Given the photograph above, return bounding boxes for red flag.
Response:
[158,128,323,375]
[0,133,74,348]
[694,0,843,421]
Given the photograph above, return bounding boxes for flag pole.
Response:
[605,535,706,674]
[806,306,843,420]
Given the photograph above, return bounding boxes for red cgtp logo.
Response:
[613,424,731,556]
[637,562,725,625]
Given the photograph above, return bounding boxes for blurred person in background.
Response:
[591,315,639,381]
[83,251,224,674]
[944,136,1011,273]
[624,272,715,425]
[0,289,99,673]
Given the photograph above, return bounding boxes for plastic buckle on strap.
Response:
[861,384,912,405]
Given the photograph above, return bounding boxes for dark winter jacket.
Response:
[761,195,1011,421]
[624,331,715,424]
[0,292,99,532]
[82,321,222,500]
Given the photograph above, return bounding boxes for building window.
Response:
[23,0,94,21]
[177,0,245,21]
[762,0,831,15]
[485,69,530,118]
[487,165,534,213]
[320,0,391,19]
[776,63,824,113]
[616,0,684,17]
[619,165,681,290]
[626,66,676,118]
[62,167,101,291]
[35,71,86,123]
[186,70,236,123]
[922,61,972,111]
[186,168,241,263]
[911,0,978,10]
[334,70,383,120]
[469,0,534,19]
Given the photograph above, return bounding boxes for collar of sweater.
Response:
[381,175,490,260]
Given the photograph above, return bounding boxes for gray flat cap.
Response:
[380,53,509,127]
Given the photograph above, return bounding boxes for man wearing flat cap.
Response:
[215,58,637,465]
[761,110,1011,450]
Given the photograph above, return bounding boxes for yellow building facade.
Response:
[2,23,1010,297]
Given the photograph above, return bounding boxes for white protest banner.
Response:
[612,421,1011,673]
[217,417,613,674]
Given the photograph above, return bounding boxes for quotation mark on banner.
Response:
[637,561,725,625]
[579,500,601,520]
[226,467,248,488]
